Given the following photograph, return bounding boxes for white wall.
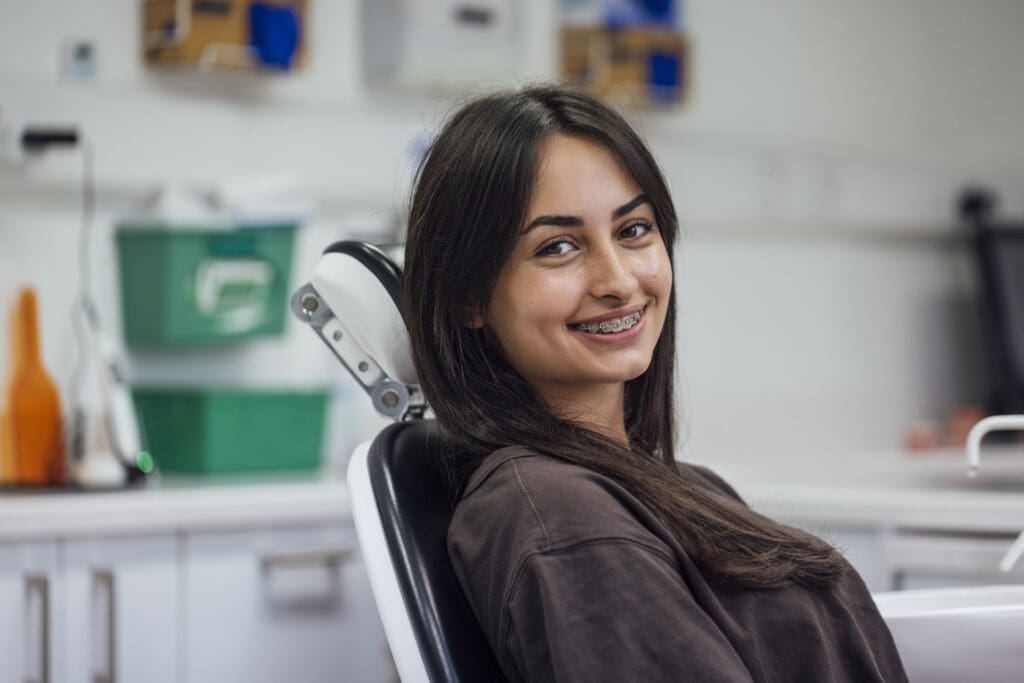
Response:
[1,1,1023,464]
[681,0,1024,170]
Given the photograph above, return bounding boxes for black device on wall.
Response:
[960,189,1024,415]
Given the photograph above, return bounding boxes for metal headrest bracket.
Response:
[291,281,426,421]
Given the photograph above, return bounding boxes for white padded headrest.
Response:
[310,247,417,386]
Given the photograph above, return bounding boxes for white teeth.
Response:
[576,308,644,334]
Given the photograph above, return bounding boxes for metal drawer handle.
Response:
[259,547,354,572]
[92,569,116,683]
[24,574,49,683]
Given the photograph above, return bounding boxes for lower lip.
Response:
[571,312,646,344]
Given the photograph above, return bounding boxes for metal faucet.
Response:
[965,415,1024,571]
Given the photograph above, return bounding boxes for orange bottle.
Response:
[1,288,65,485]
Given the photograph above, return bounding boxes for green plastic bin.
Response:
[132,387,327,473]
[115,225,296,347]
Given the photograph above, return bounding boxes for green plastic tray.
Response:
[115,226,295,348]
[133,388,327,473]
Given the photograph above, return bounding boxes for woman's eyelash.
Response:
[619,221,654,238]
[536,237,576,256]
[535,222,654,257]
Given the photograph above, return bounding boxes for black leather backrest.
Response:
[368,420,506,683]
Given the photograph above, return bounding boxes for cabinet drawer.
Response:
[182,524,394,683]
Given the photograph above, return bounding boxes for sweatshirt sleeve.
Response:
[501,538,754,683]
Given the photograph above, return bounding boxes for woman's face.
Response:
[483,133,673,406]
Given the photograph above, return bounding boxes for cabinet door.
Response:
[0,541,59,683]
[182,524,394,683]
[60,534,178,683]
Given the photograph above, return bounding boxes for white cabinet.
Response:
[0,541,59,683]
[1,524,393,682]
[883,530,1024,590]
[182,524,394,683]
[1,483,393,681]
[0,536,177,683]
[61,535,178,683]
[788,520,1024,593]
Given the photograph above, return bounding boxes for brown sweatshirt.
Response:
[447,446,908,682]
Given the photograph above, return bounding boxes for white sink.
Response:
[874,585,1024,682]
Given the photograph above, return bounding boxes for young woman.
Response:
[402,85,907,682]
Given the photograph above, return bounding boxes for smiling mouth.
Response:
[574,306,646,334]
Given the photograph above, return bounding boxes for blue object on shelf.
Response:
[249,2,300,69]
[649,50,681,102]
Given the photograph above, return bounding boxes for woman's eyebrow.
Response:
[521,194,650,234]
[612,194,650,219]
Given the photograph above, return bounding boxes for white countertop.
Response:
[2,444,1024,543]
[709,444,1024,533]
[0,469,351,542]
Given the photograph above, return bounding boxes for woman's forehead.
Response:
[528,134,644,215]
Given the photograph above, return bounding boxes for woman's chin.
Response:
[593,358,654,384]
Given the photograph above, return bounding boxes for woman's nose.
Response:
[587,244,638,301]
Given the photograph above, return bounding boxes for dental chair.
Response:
[291,242,504,683]
[294,240,1024,683]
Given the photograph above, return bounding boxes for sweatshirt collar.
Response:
[461,445,539,500]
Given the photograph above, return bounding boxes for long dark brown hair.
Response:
[403,84,843,588]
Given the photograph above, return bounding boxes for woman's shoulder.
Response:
[451,449,748,552]
[676,461,747,505]
[450,446,670,560]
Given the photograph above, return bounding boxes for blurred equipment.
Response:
[960,188,1024,416]
[0,108,79,166]
[62,39,98,83]
[960,189,1024,573]
[55,127,152,488]
[115,178,305,347]
[0,116,148,489]
[1,289,66,486]
[144,0,307,71]
[115,225,295,347]
[115,181,310,476]
[132,387,327,473]
[560,0,688,107]
[362,0,525,90]
[69,300,151,489]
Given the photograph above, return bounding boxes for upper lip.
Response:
[570,304,647,327]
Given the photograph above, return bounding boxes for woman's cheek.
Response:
[645,247,673,291]
[632,251,666,284]
[537,271,584,313]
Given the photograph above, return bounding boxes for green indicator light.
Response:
[136,450,154,474]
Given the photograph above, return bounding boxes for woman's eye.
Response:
[619,221,653,240]
[536,239,576,257]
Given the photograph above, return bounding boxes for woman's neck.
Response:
[537,382,628,445]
